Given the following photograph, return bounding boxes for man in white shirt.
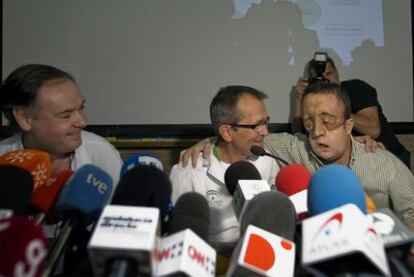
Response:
[170,85,279,252]
[0,64,122,186]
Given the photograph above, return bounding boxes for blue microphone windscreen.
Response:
[53,164,113,224]
[120,152,164,176]
[308,164,366,216]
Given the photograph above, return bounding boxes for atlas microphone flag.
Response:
[0,149,51,191]
[302,204,390,276]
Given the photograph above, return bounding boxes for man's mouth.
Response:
[316,143,329,152]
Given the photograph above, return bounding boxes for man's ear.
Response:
[345,117,354,135]
[12,108,33,132]
[218,124,232,143]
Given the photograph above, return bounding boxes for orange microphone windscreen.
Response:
[365,193,377,213]
[0,149,52,191]
[30,170,74,221]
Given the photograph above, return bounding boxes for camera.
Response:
[307,52,328,85]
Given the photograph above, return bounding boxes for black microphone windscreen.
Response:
[111,165,172,219]
[224,160,261,195]
[0,165,34,214]
[250,145,267,157]
[167,192,210,242]
[240,191,296,241]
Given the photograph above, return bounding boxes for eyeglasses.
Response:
[303,115,346,132]
[227,117,270,132]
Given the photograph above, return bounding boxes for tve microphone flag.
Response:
[227,225,295,277]
[0,149,51,191]
[88,205,161,277]
[155,229,216,277]
[44,164,113,276]
[275,164,311,218]
[0,216,48,277]
[120,152,164,176]
[302,204,390,276]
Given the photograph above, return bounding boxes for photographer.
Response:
[292,53,410,168]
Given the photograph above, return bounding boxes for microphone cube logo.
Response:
[155,229,216,277]
[302,204,390,276]
[312,212,343,242]
[88,206,161,277]
[366,208,414,248]
[239,225,295,277]
[233,180,270,219]
[86,173,109,194]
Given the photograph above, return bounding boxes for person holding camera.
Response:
[292,53,410,168]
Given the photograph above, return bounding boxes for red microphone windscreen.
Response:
[0,149,52,191]
[30,170,74,221]
[0,216,48,277]
[275,164,311,196]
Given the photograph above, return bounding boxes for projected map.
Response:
[232,0,384,65]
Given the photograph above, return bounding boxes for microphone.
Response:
[0,149,51,191]
[120,152,164,176]
[0,216,48,277]
[227,191,297,276]
[43,164,113,277]
[224,160,262,195]
[155,192,216,277]
[250,145,289,166]
[224,161,270,220]
[166,192,210,241]
[366,208,414,276]
[111,165,172,224]
[302,203,390,276]
[87,165,171,277]
[275,164,312,219]
[307,164,367,216]
[88,205,161,277]
[0,165,34,215]
[29,170,74,225]
[365,193,377,213]
[119,153,173,216]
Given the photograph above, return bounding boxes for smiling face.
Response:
[302,92,353,165]
[19,78,87,159]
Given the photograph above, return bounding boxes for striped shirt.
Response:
[264,132,414,225]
